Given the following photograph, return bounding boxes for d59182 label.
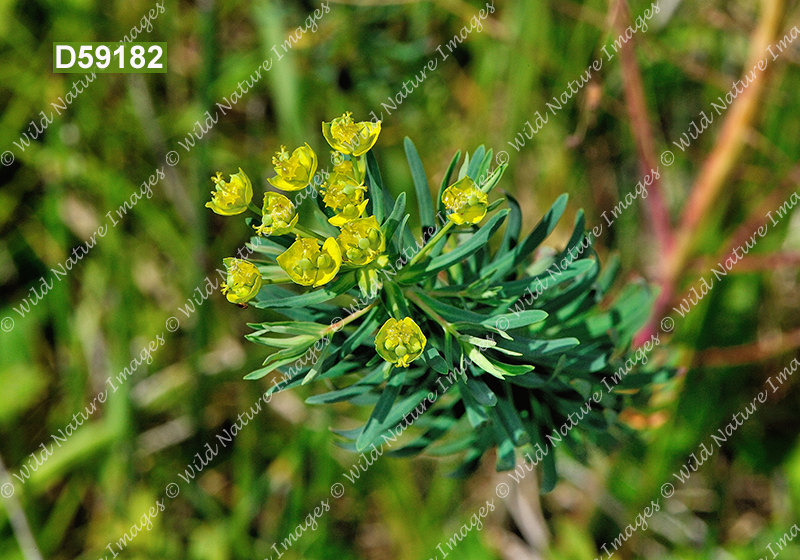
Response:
[53,42,167,73]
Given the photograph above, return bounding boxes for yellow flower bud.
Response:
[322,112,381,156]
[276,237,342,287]
[336,216,385,266]
[205,168,253,216]
[442,177,489,225]
[268,143,318,191]
[221,258,262,304]
[375,317,427,367]
[255,192,298,236]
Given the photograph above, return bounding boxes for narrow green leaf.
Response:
[254,273,357,308]
[404,210,508,282]
[356,370,407,451]
[466,145,485,180]
[403,137,435,231]
[437,150,461,216]
[483,310,548,330]
[485,193,569,281]
[366,151,386,222]
[381,191,407,244]
[497,191,521,258]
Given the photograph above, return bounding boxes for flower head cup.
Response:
[375,318,427,367]
[206,168,253,215]
[322,112,381,156]
[322,167,369,226]
[442,177,488,225]
[277,237,342,287]
[255,192,298,236]
[221,258,262,304]
[268,144,318,191]
[337,216,385,266]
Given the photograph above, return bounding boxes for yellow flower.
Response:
[255,192,298,236]
[337,216,385,266]
[268,144,318,191]
[276,237,342,287]
[221,258,262,305]
[322,112,381,156]
[205,168,253,216]
[321,166,369,227]
[442,177,489,225]
[375,317,427,367]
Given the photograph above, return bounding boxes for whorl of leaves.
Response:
[244,140,672,486]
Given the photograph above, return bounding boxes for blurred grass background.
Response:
[1,0,800,559]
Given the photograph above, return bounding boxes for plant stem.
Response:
[324,301,377,334]
[406,221,454,269]
[352,155,363,184]
[295,224,327,241]
[406,289,453,335]
[248,202,262,215]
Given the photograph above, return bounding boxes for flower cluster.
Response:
[206,112,437,367]
[210,120,673,476]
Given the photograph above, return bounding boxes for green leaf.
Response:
[476,149,493,186]
[421,347,448,374]
[254,273,358,308]
[381,191,407,247]
[366,151,386,222]
[305,366,385,404]
[403,210,508,282]
[356,370,407,451]
[302,342,331,385]
[462,377,497,406]
[479,164,507,195]
[497,191,521,259]
[484,193,569,281]
[437,150,461,215]
[340,306,382,355]
[483,310,548,330]
[403,137,435,231]
[466,145,485,180]
[494,395,529,446]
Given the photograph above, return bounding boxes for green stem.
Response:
[351,155,363,184]
[324,301,377,334]
[406,221,454,269]
[248,202,262,215]
[295,224,326,241]
[406,289,453,335]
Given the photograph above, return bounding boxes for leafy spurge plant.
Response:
[207,113,672,485]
